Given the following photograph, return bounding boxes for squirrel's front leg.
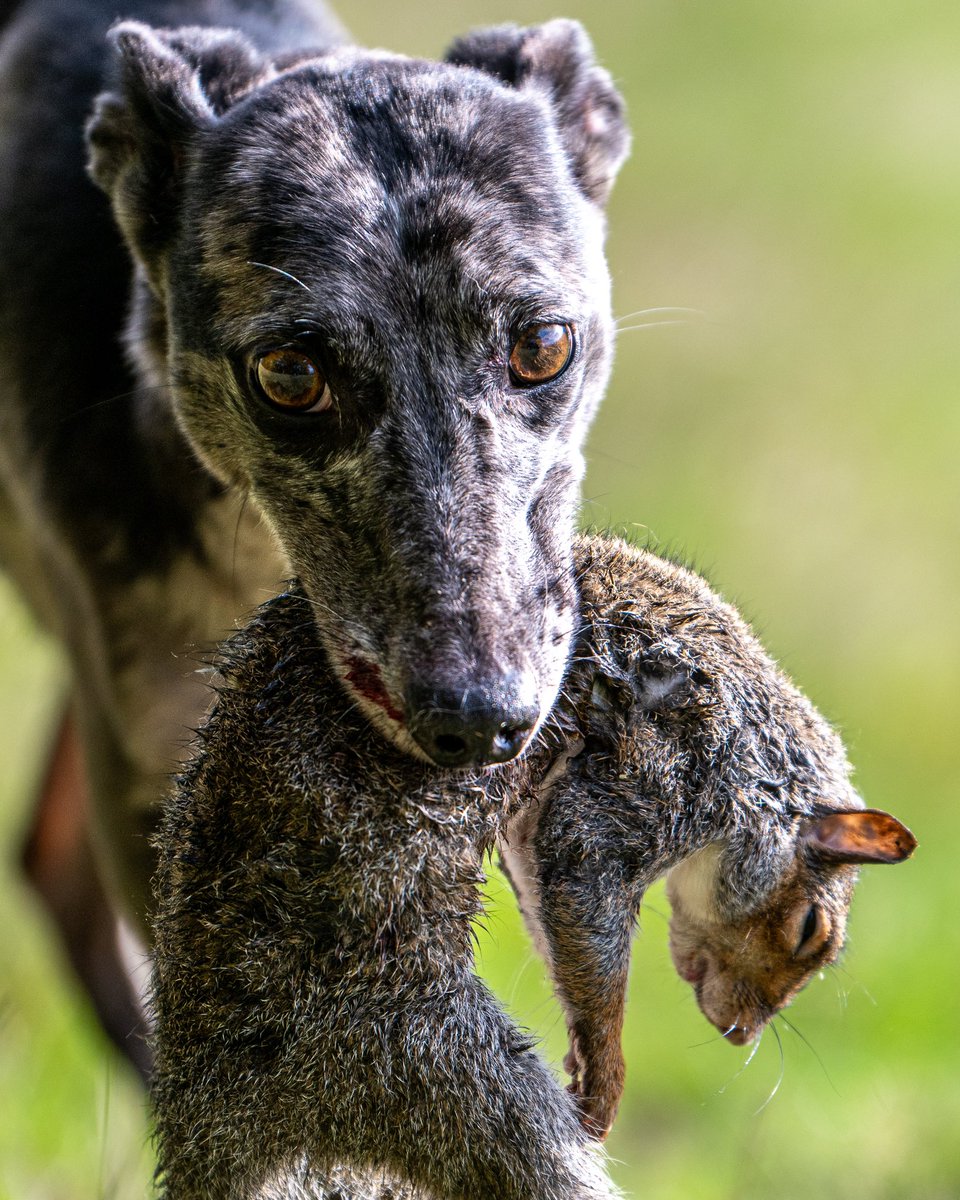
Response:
[541,872,634,1141]
[500,794,639,1142]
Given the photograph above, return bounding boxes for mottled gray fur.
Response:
[0,0,626,1068]
[85,6,629,772]
[152,535,914,1194]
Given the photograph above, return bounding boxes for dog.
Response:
[0,0,628,1070]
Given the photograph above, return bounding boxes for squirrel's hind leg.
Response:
[353,976,619,1200]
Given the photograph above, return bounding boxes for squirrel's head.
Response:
[665,809,916,1045]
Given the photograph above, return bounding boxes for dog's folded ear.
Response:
[445,20,629,206]
[86,22,272,285]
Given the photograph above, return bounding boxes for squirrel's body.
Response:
[152,580,614,1200]
[500,539,912,1135]
[152,536,914,1193]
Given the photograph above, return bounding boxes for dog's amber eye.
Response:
[509,323,574,386]
[256,349,332,413]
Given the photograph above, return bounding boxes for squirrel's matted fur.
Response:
[151,536,914,1195]
[151,571,618,1200]
[499,538,915,1137]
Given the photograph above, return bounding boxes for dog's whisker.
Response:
[247,260,315,296]
[614,319,699,335]
[614,306,705,325]
[55,383,175,427]
[230,490,252,601]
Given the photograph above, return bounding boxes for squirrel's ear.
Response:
[802,809,917,865]
[86,22,270,283]
[445,20,629,206]
[633,653,692,711]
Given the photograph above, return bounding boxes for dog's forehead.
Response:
[183,53,603,341]
[234,51,567,173]
[211,54,579,212]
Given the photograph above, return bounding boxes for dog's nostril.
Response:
[434,733,468,758]
[493,722,532,756]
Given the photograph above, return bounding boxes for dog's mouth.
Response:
[331,648,542,768]
[342,655,405,726]
[332,650,437,763]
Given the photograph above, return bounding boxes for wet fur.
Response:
[152,575,619,1199]
[151,535,913,1192]
[500,537,914,1137]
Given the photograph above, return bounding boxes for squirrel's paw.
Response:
[564,1036,623,1142]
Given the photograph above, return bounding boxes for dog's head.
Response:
[87,19,629,766]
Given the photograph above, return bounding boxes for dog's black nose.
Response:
[406,676,540,767]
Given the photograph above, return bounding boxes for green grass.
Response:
[2,0,957,1195]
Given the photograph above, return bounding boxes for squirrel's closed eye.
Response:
[794,904,829,957]
[255,349,333,413]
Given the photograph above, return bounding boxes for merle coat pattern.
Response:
[0,0,627,1068]
[151,535,913,1195]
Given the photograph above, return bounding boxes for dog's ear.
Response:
[445,20,629,206]
[86,22,271,285]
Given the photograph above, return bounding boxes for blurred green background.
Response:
[1,0,957,1196]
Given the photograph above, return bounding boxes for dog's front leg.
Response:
[20,703,153,1077]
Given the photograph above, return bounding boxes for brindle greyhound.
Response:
[0,0,628,1071]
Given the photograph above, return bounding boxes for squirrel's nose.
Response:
[406,675,540,767]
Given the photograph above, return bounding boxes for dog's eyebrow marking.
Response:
[246,260,315,296]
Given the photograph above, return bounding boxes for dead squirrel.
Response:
[499,537,915,1138]
[150,535,915,1195]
